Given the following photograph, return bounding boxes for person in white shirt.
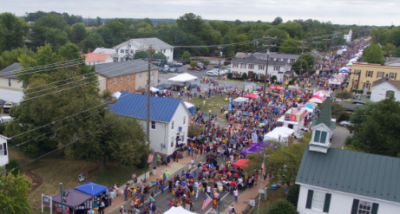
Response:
[194,181,199,199]
[233,188,238,202]
[206,185,211,195]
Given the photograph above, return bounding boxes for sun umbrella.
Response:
[340,67,348,73]
[244,93,259,99]
[309,98,323,104]
[269,85,282,90]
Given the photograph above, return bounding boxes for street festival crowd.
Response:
[112,40,367,214]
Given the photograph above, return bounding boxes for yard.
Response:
[249,187,287,214]
[9,149,143,213]
[187,95,228,119]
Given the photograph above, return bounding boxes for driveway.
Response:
[331,125,352,148]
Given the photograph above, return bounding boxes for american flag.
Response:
[147,152,155,163]
[202,194,212,210]
[262,160,265,176]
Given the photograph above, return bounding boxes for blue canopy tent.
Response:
[75,182,107,196]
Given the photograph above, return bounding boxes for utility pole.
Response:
[144,45,152,183]
[262,36,276,100]
[323,39,331,53]
[60,183,63,213]
[217,46,222,79]
[298,41,307,78]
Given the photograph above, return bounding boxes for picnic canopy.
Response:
[75,182,107,197]
[243,93,259,99]
[241,142,267,156]
[52,188,92,208]
[269,85,283,90]
[233,97,249,106]
[231,159,249,168]
[164,206,197,214]
[168,73,197,82]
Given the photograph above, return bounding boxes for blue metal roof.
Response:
[109,92,182,122]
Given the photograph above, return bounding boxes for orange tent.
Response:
[231,159,249,168]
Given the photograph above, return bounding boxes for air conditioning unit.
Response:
[161,144,166,149]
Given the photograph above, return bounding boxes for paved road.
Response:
[109,153,248,214]
[331,125,352,148]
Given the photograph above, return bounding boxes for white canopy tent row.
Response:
[168,73,198,82]
[264,126,294,145]
[233,97,249,106]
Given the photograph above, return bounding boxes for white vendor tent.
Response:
[150,86,159,92]
[164,206,197,214]
[264,130,290,143]
[112,91,121,99]
[233,97,249,106]
[328,79,342,85]
[168,73,197,82]
[274,126,295,136]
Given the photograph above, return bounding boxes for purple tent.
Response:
[241,142,267,156]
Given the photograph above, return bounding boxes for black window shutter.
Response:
[371,203,379,214]
[306,190,314,209]
[323,193,332,213]
[3,143,7,156]
[351,199,360,214]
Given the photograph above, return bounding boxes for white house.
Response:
[0,62,24,92]
[370,78,400,102]
[296,97,400,214]
[231,52,299,82]
[84,52,114,65]
[0,135,10,167]
[109,92,190,156]
[94,38,174,63]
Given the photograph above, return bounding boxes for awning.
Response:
[52,188,92,208]
[243,93,259,99]
[75,182,107,197]
[231,159,249,168]
[164,206,197,214]
[168,73,197,82]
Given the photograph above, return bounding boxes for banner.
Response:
[228,97,232,112]
[55,203,70,214]
[43,195,51,207]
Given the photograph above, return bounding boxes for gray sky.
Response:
[2,0,399,26]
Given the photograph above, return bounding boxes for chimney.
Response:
[87,48,91,54]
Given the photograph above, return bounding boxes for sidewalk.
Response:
[104,155,194,214]
[221,178,269,214]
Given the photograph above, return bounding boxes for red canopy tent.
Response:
[231,159,249,168]
[244,93,259,99]
[269,85,283,90]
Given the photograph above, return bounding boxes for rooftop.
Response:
[372,78,400,90]
[95,59,158,78]
[297,144,400,203]
[0,62,22,79]
[84,53,110,63]
[113,37,173,50]
[109,92,183,122]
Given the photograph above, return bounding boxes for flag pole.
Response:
[258,154,266,214]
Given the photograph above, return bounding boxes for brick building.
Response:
[95,59,159,94]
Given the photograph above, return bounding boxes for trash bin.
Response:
[152,167,156,176]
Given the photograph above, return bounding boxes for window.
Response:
[171,49,173,52]
[354,69,361,74]
[258,65,264,70]
[240,63,246,69]
[366,70,373,77]
[98,80,100,86]
[314,130,327,143]
[377,71,384,78]
[128,75,130,81]
[151,121,156,129]
[120,49,124,53]
[120,76,123,83]
[171,121,174,130]
[311,191,325,211]
[358,200,372,214]
[8,78,11,87]
[113,78,116,84]
[291,59,295,63]
[116,49,118,53]
[274,66,280,71]
[390,72,397,79]
[131,50,133,54]
[364,82,371,90]
[183,116,186,124]
[386,90,395,98]
[171,137,174,148]
[248,64,254,69]
[125,49,128,53]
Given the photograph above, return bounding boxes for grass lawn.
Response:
[188,95,228,118]
[9,149,143,213]
[249,187,287,214]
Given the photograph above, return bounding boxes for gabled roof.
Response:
[95,59,158,78]
[372,78,400,91]
[109,92,183,122]
[85,53,111,62]
[314,97,332,129]
[93,48,116,54]
[296,145,400,203]
[113,37,173,50]
[0,62,22,79]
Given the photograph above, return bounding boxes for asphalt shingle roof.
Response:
[95,59,158,78]
[0,62,22,79]
[109,92,182,122]
[314,97,332,129]
[296,145,400,203]
[373,78,400,91]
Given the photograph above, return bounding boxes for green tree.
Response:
[279,37,301,54]
[81,33,105,53]
[267,200,299,214]
[203,58,210,65]
[181,51,191,63]
[0,12,29,52]
[0,47,35,70]
[176,13,205,36]
[5,159,22,177]
[134,50,148,59]
[334,90,352,100]
[71,22,87,44]
[361,43,384,64]
[96,16,102,27]
[152,52,167,66]
[371,27,389,45]
[286,184,300,208]
[272,17,283,26]
[394,47,400,57]
[190,61,199,67]
[291,59,309,75]
[346,96,400,157]
[58,42,81,60]
[0,168,31,213]
[382,43,396,57]
[301,53,315,69]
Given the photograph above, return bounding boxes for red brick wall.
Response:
[106,74,136,93]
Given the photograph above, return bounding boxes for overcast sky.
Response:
[2,0,398,26]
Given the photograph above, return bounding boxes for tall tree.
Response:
[176,13,205,36]
[272,17,283,25]
[71,22,87,44]
[361,43,384,65]
[371,27,389,45]
[0,168,32,213]
[181,51,191,63]
[0,12,29,52]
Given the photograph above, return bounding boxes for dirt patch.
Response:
[23,167,44,193]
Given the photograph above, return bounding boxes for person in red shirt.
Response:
[229,181,236,195]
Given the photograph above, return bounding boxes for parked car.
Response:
[173,62,183,67]
[214,63,220,68]
[162,67,169,73]
[207,70,219,76]
[188,67,200,71]
[2,102,14,113]
[340,121,354,126]
[0,116,12,124]
[169,68,178,73]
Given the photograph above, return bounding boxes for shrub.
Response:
[227,73,233,79]
[234,73,241,78]
[286,184,300,208]
[241,73,248,80]
[335,90,353,100]
[271,75,277,83]
[190,61,199,68]
[6,159,22,177]
[267,200,298,214]
[203,59,210,65]
[289,77,298,85]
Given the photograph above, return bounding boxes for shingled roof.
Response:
[373,78,400,91]
[296,145,400,203]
